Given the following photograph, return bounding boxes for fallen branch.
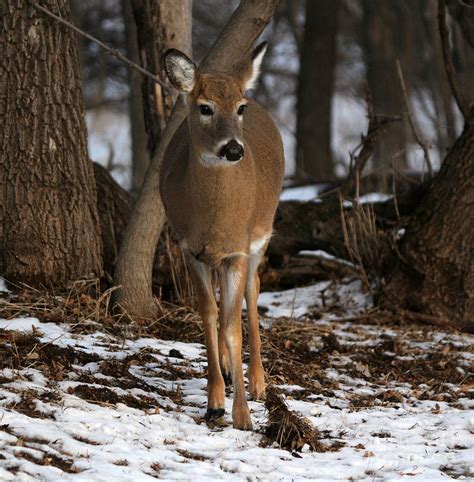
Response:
[31,1,169,92]
[260,255,358,289]
[401,309,474,334]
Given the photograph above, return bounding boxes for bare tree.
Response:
[114,0,282,317]
[0,0,102,287]
[121,0,149,194]
[362,0,409,170]
[296,0,340,182]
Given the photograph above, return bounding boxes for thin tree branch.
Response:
[31,1,170,92]
[341,91,401,197]
[396,60,434,178]
[437,0,469,120]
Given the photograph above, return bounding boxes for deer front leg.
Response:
[245,253,266,400]
[220,255,252,430]
[188,257,225,420]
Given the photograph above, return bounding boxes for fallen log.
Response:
[260,255,357,289]
[268,183,427,258]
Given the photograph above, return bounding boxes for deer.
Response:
[160,41,284,430]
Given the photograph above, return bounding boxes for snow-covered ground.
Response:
[0,278,473,480]
[280,185,393,205]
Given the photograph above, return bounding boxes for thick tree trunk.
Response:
[296,0,339,182]
[383,111,474,324]
[121,0,149,194]
[362,0,408,170]
[114,0,282,317]
[0,0,102,287]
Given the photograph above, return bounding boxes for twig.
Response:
[401,309,474,334]
[341,91,401,197]
[396,60,434,178]
[437,0,469,120]
[31,1,170,92]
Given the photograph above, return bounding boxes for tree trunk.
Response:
[383,110,474,325]
[121,0,149,194]
[362,0,408,170]
[94,163,133,280]
[114,0,282,318]
[0,0,102,287]
[296,0,340,182]
[131,0,193,158]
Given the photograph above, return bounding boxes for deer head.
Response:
[164,42,267,165]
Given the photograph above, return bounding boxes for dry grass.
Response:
[338,191,399,293]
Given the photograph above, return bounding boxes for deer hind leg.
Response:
[219,255,252,430]
[187,256,225,421]
[217,270,232,386]
[245,252,266,400]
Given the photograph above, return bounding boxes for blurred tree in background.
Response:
[296,0,340,182]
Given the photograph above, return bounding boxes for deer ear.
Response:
[164,49,197,93]
[243,41,268,91]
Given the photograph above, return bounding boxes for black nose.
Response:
[221,140,243,162]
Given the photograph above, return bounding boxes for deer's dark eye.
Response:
[237,104,247,116]
[199,104,214,116]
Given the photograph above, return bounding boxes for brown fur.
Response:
[160,77,283,264]
[160,61,284,430]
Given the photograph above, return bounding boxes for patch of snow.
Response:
[0,278,10,293]
[258,279,370,320]
[298,250,358,269]
[342,192,393,207]
[280,184,328,202]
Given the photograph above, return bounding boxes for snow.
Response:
[258,279,370,320]
[280,185,327,202]
[0,279,473,480]
[0,278,10,293]
[280,185,393,206]
[298,250,358,269]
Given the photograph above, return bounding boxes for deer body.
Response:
[160,44,284,430]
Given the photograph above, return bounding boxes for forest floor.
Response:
[0,270,473,481]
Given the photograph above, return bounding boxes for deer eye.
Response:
[237,104,247,116]
[199,104,214,116]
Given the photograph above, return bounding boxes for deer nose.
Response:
[221,140,243,162]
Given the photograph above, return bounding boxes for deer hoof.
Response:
[204,407,225,421]
[232,407,253,431]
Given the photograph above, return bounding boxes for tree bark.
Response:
[114,0,282,318]
[0,0,102,287]
[130,0,192,159]
[382,110,474,325]
[94,163,133,280]
[121,0,149,194]
[362,0,409,170]
[296,0,340,182]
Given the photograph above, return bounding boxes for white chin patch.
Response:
[200,154,234,167]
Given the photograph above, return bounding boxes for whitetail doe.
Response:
[160,42,284,430]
